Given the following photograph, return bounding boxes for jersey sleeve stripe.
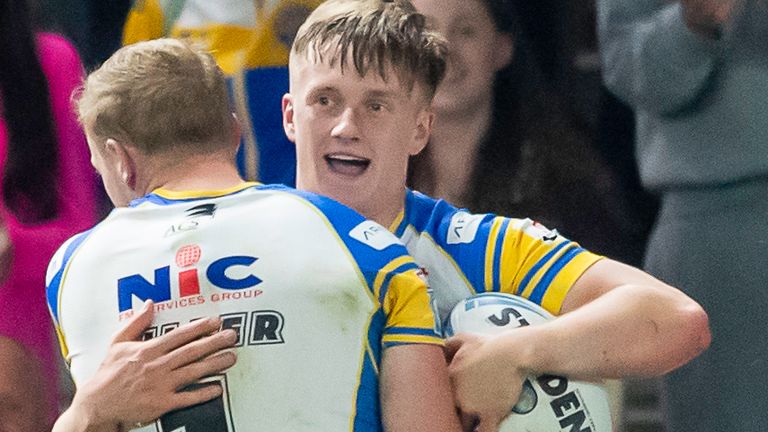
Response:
[515,241,570,297]
[492,218,511,292]
[528,245,583,304]
[375,257,419,306]
[483,218,504,292]
[382,334,444,347]
[540,252,603,314]
[385,326,442,337]
[46,230,93,325]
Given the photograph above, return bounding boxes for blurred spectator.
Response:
[599,0,768,430]
[409,0,644,265]
[0,0,99,429]
[123,0,322,186]
[36,0,131,69]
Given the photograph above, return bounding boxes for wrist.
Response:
[65,394,118,432]
[491,326,544,377]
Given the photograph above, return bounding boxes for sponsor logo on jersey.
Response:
[516,219,560,243]
[117,245,262,312]
[165,204,218,237]
[446,211,484,245]
[350,221,399,250]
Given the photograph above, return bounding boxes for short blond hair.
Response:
[292,0,447,100]
[76,38,234,154]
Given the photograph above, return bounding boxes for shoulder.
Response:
[259,184,410,256]
[401,189,498,246]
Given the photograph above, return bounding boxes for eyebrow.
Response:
[365,89,400,101]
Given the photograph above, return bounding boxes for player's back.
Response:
[47,184,440,432]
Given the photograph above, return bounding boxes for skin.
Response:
[53,302,238,432]
[0,337,48,432]
[283,44,710,432]
[411,0,512,118]
[56,114,461,432]
[283,52,433,227]
[409,0,514,206]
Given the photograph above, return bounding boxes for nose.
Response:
[331,107,360,141]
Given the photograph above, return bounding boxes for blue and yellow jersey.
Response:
[123,0,322,186]
[46,183,440,432]
[391,190,603,321]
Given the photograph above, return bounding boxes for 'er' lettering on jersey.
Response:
[45,183,442,432]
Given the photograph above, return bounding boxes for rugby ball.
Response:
[444,293,613,432]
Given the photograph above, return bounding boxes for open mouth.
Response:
[325,153,371,177]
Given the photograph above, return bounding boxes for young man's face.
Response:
[283,53,433,225]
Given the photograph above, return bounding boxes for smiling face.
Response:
[283,53,434,226]
[412,0,513,116]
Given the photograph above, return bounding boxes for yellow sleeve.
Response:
[122,0,166,45]
[381,268,443,348]
[498,219,603,315]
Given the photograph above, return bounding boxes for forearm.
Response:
[381,345,463,432]
[500,283,710,380]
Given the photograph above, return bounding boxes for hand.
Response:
[444,332,526,432]
[680,0,740,39]
[65,301,238,430]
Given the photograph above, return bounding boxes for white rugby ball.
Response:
[444,293,613,432]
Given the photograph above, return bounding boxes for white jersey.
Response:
[46,183,441,432]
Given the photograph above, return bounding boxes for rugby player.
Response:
[281,0,711,429]
[49,38,462,432]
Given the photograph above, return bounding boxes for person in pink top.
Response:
[0,0,99,429]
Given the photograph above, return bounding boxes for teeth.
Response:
[327,154,368,162]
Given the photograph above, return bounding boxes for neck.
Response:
[423,100,493,206]
[139,152,244,195]
[367,193,407,231]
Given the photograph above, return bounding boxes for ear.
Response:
[105,138,137,190]
[409,109,434,156]
[229,113,243,152]
[282,93,296,144]
[494,33,515,72]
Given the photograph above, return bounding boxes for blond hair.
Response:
[292,0,447,100]
[76,38,234,154]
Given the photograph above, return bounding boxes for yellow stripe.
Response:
[382,334,445,346]
[54,324,69,361]
[232,70,260,181]
[517,241,573,300]
[152,182,258,199]
[540,252,603,314]
[483,218,503,292]
[387,209,405,233]
[373,256,414,313]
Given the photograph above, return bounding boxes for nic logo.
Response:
[117,245,261,312]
